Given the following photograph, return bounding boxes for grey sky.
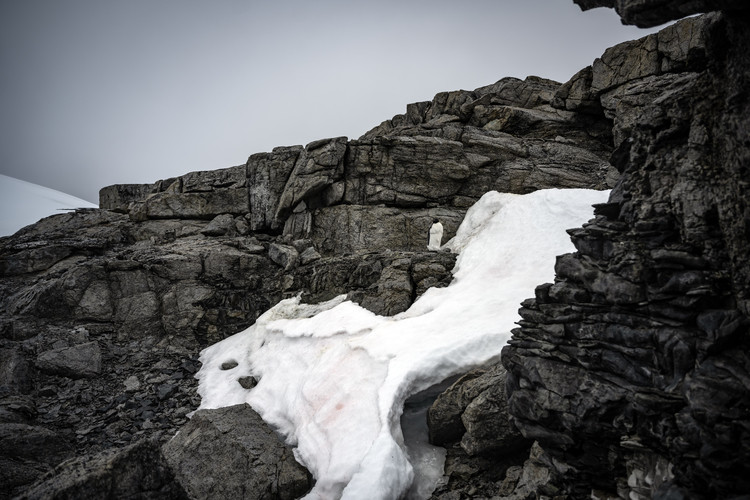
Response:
[0,1,662,203]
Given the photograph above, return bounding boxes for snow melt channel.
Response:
[195,188,609,499]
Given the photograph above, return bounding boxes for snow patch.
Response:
[196,188,609,499]
[0,174,97,236]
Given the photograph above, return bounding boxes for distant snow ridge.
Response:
[0,174,97,236]
[196,188,610,500]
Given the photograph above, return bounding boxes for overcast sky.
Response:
[0,0,663,203]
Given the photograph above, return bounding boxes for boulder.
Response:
[99,183,154,212]
[201,214,236,236]
[0,422,73,497]
[19,438,187,500]
[162,404,312,500]
[428,363,528,456]
[268,243,299,271]
[35,342,102,379]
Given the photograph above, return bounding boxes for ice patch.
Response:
[196,188,609,499]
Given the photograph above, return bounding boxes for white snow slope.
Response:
[0,174,97,237]
[196,188,609,499]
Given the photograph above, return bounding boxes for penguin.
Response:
[427,218,443,250]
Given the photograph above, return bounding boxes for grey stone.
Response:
[358,261,413,316]
[0,423,72,465]
[138,188,249,220]
[123,375,140,392]
[428,363,527,456]
[504,10,750,499]
[162,404,312,500]
[494,442,555,500]
[20,438,187,500]
[36,342,102,379]
[180,164,246,192]
[238,376,258,390]
[308,205,465,256]
[201,213,236,236]
[299,246,321,265]
[344,136,470,207]
[274,137,348,225]
[0,349,34,394]
[268,243,299,271]
[247,146,302,232]
[460,366,529,456]
[573,0,749,28]
[99,183,154,212]
[428,369,488,446]
[0,423,74,497]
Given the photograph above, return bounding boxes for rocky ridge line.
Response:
[499,4,750,500]
[0,65,614,497]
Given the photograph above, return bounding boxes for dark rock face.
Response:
[0,64,613,498]
[428,363,528,457]
[18,439,188,500]
[0,10,621,499]
[98,76,616,257]
[426,364,534,500]
[573,0,750,28]
[163,404,312,500]
[0,216,454,498]
[503,10,750,500]
[35,341,102,379]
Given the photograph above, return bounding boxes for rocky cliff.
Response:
[500,3,750,499]
[2,1,747,498]
[0,56,613,497]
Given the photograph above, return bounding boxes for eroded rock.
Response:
[20,438,187,500]
[504,9,750,500]
[162,404,312,500]
[36,342,102,379]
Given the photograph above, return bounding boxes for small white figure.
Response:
[427,218,443,250]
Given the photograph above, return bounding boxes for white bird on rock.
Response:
[427,218,443,250]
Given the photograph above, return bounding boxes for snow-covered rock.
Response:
[196,188,609,499]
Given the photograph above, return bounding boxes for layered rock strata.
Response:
[0,69,614,497]
[19,405,309,500]
[503,7,750,500]
[573,0,750,28]
[99,76,616,256]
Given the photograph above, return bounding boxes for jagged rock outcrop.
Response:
[1,57,616,497]
[503,7,750,500]
[426,365,534,500]
[163,404,313,500]
[99,76,616,257]
[573,0,750,28]
[428,363,528,457]
[0,213,455,498]
[17,404,312,500]
[17,439,188,500]
[6,3,746,496]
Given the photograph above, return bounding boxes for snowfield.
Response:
[195,188,609,499]
[0,174,97,237]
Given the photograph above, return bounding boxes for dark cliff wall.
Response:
[0,72,614,497]
[99,75,615,255]
[503,7,750,499]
